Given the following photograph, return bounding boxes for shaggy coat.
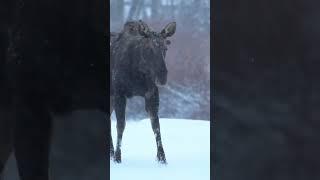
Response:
[110,20,176,164]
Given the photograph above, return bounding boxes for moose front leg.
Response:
[113,95,126,163]
[145,88,167,164]
[109,118,114,159]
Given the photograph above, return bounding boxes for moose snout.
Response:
[157,69,168,85]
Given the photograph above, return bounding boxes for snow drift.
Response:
[111,118,210,180]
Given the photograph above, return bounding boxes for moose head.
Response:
[136,20,176,85]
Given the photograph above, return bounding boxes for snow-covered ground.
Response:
[110,118,210,180]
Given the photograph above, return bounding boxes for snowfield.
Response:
[110,118,210,180]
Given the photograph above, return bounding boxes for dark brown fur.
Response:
[110,20,176,164]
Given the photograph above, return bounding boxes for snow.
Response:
[110,118,210,180]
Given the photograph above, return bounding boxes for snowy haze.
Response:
[110,0,210,121]
[110,118,210,180]
[110,0,210,178]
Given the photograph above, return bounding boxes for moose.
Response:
[0,0,107,179]
[110,20,176,164]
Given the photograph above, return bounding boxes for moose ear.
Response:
[138,20,151,37]
[161,22,176,38]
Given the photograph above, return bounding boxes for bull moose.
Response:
[0,0,106,179]
[110,20,176,164]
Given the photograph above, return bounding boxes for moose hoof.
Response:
[157,148,167,164]
[157,154,167,164]
[114,150,121,163]
[110,149,114,159]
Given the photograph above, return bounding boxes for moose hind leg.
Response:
[145,89,167,164]
[113,95,126,163]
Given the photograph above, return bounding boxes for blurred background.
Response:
[214,0,320,179]
[3,111,107,180]
[110,0,210,121]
